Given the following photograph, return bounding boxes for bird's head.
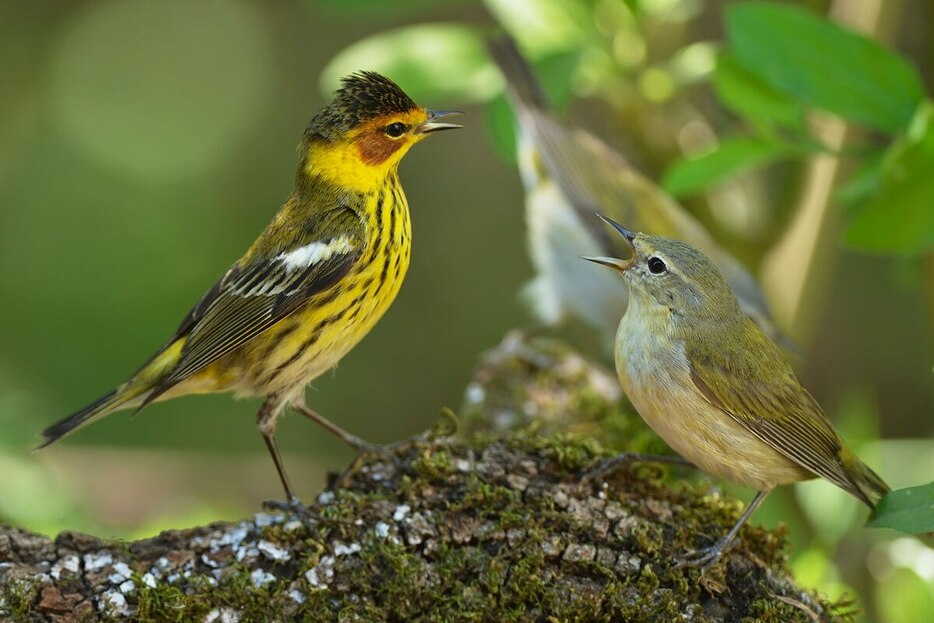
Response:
[302,72,460,190]
[583,216,740,324]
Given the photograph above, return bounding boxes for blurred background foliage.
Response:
[0,0,931,621]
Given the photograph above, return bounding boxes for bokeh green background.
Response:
[1,1,932,621]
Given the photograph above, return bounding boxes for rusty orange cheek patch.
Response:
[355,133,404,166]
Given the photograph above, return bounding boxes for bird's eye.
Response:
[384,122,407,138]
[647,257,667,274]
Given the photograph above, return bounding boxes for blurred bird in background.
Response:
[487,35,786,348]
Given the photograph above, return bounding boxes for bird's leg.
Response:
[675,489,771,572]
[583,452,693,484]
[257,396,313,517]
[291,399,374,452]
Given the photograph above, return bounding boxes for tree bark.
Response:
[1,334,845,622]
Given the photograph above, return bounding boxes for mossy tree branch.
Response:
[1,334,850,622]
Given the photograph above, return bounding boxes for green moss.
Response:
[5,428,840,622]
[2,577,38,619]
[134,580,199,622]
[131,563,297,623]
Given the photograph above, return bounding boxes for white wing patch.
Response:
[276,236,356,271]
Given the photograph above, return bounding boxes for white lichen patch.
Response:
[375,522,391,539]
[201,554,221,568]
[254,512,282,528]
[119,580,135,594]
[83,552,114,572]
[305,556,335,589]
[204,607,241,623]
[250,568,276,588]
[214,525,249,551]
[109,561,133,584]
[141,572,157,588]
[283,519,304,532]
[289,589,306,604]
[333,541,361,557]
[236,546,259,563]
[100,589,129,616]
[257,540,291,562]
[50,555,80,580]
[392,504,411,521]
[317,491,335,505]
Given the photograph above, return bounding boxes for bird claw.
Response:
[337,426,455,488]
[349,431,429,458]
[673,542,729,572]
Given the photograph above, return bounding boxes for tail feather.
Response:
[38,336,188,449]
[486,35,549,110]
[37,385,149,449]
[856,461,890,508]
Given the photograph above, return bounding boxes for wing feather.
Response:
[142,204,364,402]
[686,320,875,505]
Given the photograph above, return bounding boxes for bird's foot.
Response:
[342,431,428,465]
[673,539,731,573]
[349,407,458,458]
[582,452,693,484]
[262,497,318,524]
[336,409,459,488]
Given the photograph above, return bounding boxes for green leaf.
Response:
[482,0,592,56]
[486,50,581,162]
[845,101,934,255]
[835,156,885,207]
[662,138,791,197]
[844,178,934,255]
[320,24,500,106]
[727,2,926,133]
[485,93,517,163]
[867,482,934,534]
[713,52,805,130]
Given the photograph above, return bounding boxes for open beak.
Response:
[581,215,638,272]
[581,255,632,271]
[597,214,636,245]
[417,110,463,134]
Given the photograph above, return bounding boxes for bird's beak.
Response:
[581,215,637,272]
[597,214,637,245]
[417,110,463,134]
[581,255,633,272]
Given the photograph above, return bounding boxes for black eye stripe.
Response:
[648,257,667,274]
[384,122,406,137]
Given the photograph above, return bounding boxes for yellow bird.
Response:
[585,216,888,569]
[487,35,786,347]
[38,72,461,505]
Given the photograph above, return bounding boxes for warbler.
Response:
[487,35,787,348]
[584,216,888,569]
[38,72,461,504]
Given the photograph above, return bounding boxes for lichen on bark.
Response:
[0,333,851,622]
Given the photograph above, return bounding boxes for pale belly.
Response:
[616,318,810,490]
